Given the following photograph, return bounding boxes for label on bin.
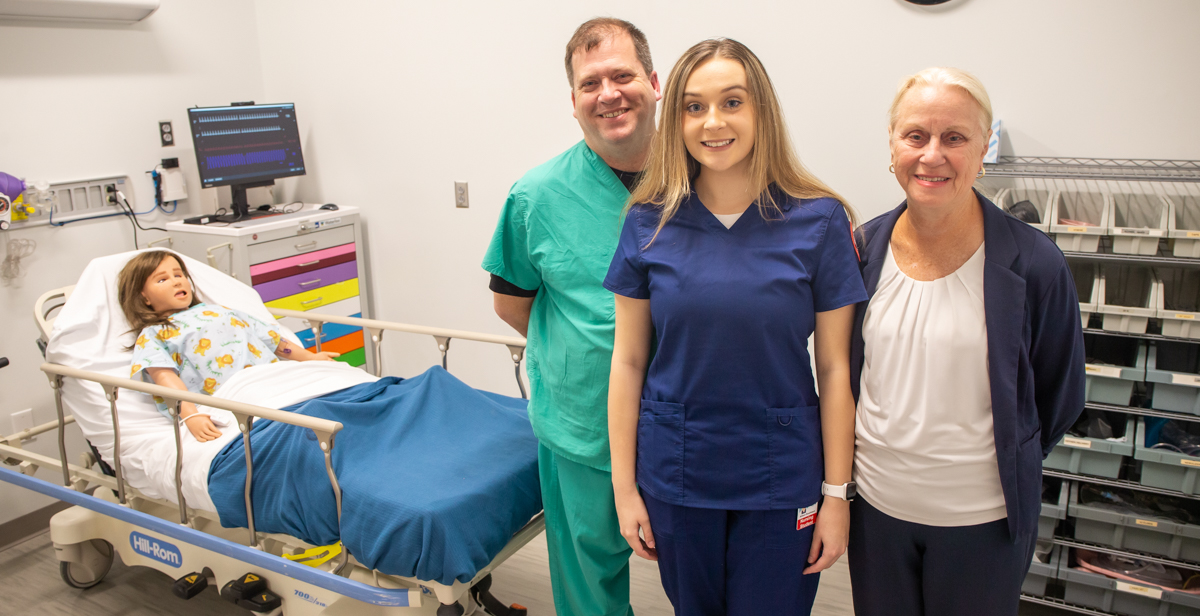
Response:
[1085,365,1122,378]
[1182,459,1200,468]
[1135,519,1159,528]
[1174,314,1196,320]
[1116,581,1163,599]
[1188,231,1200,238]
[1118,228,1150,235]
[1063,437,1092,449]
[1171,373,1200,386]
[1067,226,1088,233]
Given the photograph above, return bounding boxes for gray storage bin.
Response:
[1157,269,1200,339]
[1039,477,1069,539]
[1053,191,1109,253]
[1168,195,1200,258]
[1022,542,1061,597]
[1060,561,1200,616]
[997,187,1054,233]
[1147,342,1200,415]
[1084,337,1147,406]
[1072,261,1100,329]
[1110,192,1169,255]
[1099,264,1159,334]
[1045,415,1136,478]
[1136,418,1200,495]
[1068,482,1200,561]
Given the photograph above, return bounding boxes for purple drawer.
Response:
[254,260,358,303]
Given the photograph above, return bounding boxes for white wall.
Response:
[0,1,267,525]
[252,0,1200,393]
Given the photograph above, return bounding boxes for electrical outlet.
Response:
[455,182,469,208]
[11,408,34,441]
[159,121,175,147]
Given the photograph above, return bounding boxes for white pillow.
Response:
[44,248,301,469]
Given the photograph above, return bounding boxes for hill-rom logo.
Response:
[130,532,182,568]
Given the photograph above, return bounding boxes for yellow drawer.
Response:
[265,278,359,312]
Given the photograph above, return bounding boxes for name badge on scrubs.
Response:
[797,503,818,530]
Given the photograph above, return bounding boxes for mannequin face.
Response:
[141,255,193,313]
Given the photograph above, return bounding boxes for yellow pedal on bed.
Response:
[282,542,343,568]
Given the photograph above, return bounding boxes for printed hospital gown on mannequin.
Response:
[130,303,282,418]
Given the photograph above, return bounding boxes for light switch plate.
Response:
[12,408,33,441]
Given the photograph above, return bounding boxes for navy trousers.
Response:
[847,497,1037,616]
[642,491,821,616]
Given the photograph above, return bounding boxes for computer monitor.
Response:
[187,102,306,222]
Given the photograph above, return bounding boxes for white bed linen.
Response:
[43,248,372,510]
[140,361,378,512]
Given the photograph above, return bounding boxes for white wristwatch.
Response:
[821,481,857,501]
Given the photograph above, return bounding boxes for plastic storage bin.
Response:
[1157,268,1200,339]
[1045,415,1136,478]
[1060,558,1200,616]
[1053,191,1110,253]
[996,187,1054,233]
[1072,261,1101,329]
[1068,482,1200,561]
[1083,337,1147,406]
[1039,477,1069,539]
[1146,342,1200,415]
[1021,542,1061,597]
[1110,192,1169,255]
[1135,418,1200,495]
[1167,195,1200,258]
[1098,264,1159,334]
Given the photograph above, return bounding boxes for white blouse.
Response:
[854,242,1007,527]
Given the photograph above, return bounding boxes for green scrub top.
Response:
[482,140,629,471]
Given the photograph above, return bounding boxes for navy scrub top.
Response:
[604,191,868,510]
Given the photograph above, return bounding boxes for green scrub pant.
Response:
[539,443,634,616]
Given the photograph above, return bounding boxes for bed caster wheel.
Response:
[436,602,466,616]
[58,539,114,589]
[470,574,527,616]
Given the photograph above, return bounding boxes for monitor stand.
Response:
[207,181,278,224]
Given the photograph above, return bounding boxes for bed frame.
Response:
[0,285,543,615]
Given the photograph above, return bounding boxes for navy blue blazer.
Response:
[850,192,1086,540]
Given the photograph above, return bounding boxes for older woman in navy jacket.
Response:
[847,67,1085,616]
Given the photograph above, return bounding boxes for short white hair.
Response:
[888,67,992,134]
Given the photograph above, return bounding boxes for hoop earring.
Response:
[977,168,986,179]
[889,163,895,174]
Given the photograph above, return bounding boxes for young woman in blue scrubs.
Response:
[605,38,867,615]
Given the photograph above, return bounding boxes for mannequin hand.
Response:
[803,497,849,574]
[614,485,657,561]
[311,351,340,361]
[184,414,222,442]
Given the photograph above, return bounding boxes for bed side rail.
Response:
[0,466,418,607]
[38,362,349,570]
[269,308,529,398]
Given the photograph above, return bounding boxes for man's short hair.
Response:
[564,18,653,88]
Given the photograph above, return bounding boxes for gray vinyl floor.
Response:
[0,529,1069,615]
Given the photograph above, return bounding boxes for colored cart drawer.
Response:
[265,279,359,313]
[254,261,358,303]
[274,297,361,334]
[296,315,362,348]
[335,347,366,368]
[251,243,355,285]
[307,330,364,356]
[248,226,355,265]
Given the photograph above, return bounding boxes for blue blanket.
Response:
[207,366,542,585]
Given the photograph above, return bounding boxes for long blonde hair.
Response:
[629,38,854,246]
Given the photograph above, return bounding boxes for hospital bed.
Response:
[0,249,545,616]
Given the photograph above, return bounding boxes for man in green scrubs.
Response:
[482,18,660,616]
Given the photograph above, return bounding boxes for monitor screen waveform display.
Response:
[188,103,305,188]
